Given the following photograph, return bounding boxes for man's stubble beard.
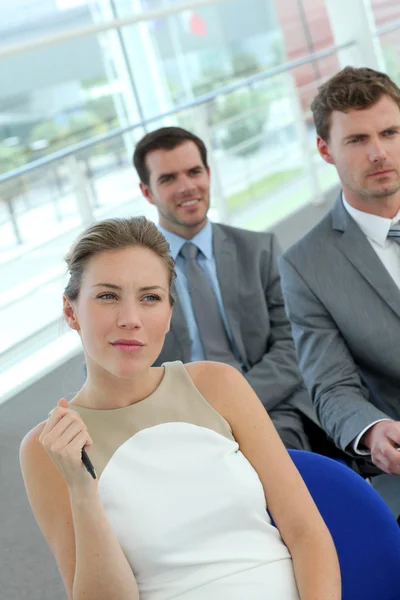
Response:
[345,170,400,201]
[358,181,400,200]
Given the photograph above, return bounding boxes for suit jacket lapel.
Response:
[212,223,248,365]
[169,281,191,362]
[333,195,400,320]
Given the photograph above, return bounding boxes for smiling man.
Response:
[279,66,400,518]
[133,126,319,451]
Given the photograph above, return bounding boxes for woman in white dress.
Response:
[20,217,340,600]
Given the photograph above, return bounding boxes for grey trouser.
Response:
[371,474,400,520]
[269,404,312,451]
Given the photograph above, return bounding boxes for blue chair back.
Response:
[288,449,400,600]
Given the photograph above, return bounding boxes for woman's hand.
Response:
[39,399,95,491]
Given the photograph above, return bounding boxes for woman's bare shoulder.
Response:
[20,420,67,500]
[184,361,246,415]
[20,421,47,462]
[20,418,74,508]
[184,360,238,387]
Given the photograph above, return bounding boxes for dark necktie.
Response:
[180,242,240,368]
[387,222,400,244]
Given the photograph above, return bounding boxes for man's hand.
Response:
[361,421,400,475]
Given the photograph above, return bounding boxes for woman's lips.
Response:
[111,340,145,353]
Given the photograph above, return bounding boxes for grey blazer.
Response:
[154,222,315,421]
[279,194,400,453]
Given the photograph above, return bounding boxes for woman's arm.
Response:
[20,401,139,600]
[188,362,341,600]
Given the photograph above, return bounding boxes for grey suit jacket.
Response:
[154,222,315,421]
[279,194,400,453]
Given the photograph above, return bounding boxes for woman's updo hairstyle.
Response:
[64,216,176,305]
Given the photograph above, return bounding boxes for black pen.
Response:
[82,448,97,479]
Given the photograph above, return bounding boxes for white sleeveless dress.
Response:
[72,361,300,600]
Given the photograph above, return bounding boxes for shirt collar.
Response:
[342,192,400,247]
[158,220,213,260]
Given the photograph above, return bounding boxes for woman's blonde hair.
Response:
[64,216,176,304]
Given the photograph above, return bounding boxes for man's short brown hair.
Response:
[311,66,400,142]
[133,126,208,186]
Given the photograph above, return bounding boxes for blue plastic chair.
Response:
[288,449,400,600]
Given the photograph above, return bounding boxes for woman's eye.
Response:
[98,293,117,300]
[143,294,161,302]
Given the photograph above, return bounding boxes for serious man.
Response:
[279,67,400,516]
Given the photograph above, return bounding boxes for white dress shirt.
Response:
[342,193,400,453]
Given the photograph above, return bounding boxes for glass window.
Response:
[371,0,400,85]
[0,0,347,399]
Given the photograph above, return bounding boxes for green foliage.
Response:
[213,89,268,156]
[29,109,112,158]
[271,38,285,66]
[190,48,272,157]
[231,50,261,78]
[68,112,105,140]
[30,121,69,153]
[0,144,26,174]
[86,96,119,128]
[192,65,229,97]
[81,76,108,90]
[0,144,27,199]
[192,50,261,97]
[66,111,108,158]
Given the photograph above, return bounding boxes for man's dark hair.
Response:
[311,66,400,142]
[133,126,209,186]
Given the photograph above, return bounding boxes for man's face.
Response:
[140,141,211,238]
[317,95,400,212]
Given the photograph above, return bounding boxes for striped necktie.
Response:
[387,222,400,244]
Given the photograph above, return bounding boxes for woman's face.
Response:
[64,246,172,378]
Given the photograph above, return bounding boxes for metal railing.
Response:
[0,38,350,403]
[2,0,400,402]
[0,41,351,256]
[0,40,355,186]
[0,0,231,59]
[375,17,400,37]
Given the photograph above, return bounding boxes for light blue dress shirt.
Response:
[159,221,237,362]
